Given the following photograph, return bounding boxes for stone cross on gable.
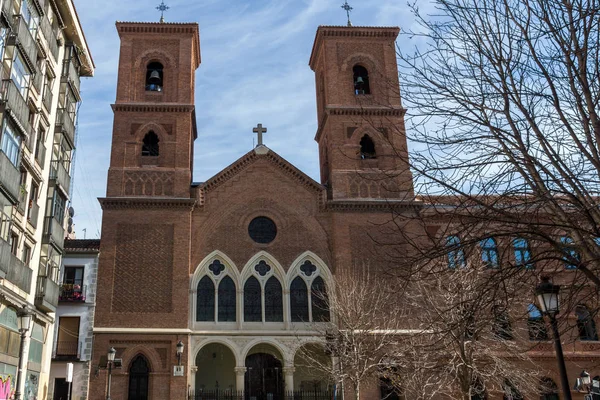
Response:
[253,124,267,146]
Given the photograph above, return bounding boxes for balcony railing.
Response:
[38,16,58,62]
[55,108,75,148]
[43,216,64,249]
[27,199,39,228]
[41,84,52,112]
[55,341,79,358]
[62,58,80,96]
[31,70,42,94]
[9,15,39,68]
[34,140,45,167]
[59,284,86,302]
[1,80,33,137]
[34,275,59,312]
[0,239,33,293]
[17,188,27,214]
[0,150,20,203]
[50,161,71,193]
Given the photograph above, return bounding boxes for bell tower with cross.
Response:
[309,19,414,201]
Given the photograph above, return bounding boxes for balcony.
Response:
[55,108,75,148]
[41,84,52,112]
[1,0,14,29]
[54,341,80,359]
[27,199,39,228]
[17,188,27,215]
[34,140,45,167]
[0,150,20,203]
[8,15,39,69]
[31,70,42,95]
[34,275,59,312]
[59,284,86,302]
[1,80,33,137]
[50,161,71,193]
[43,216,64,250]
[61,58,80,97]
[0,240,32,293]
[38,16,58,62]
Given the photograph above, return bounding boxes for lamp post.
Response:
[176,340,184,366]
[575,370,600,400]
[535,277,572,400]
[106,347,116,400]
[15,306,32,400]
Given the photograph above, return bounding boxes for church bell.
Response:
[355,76,365,85]
[148,70,162,84]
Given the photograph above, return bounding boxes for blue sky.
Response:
[71,0,420,239]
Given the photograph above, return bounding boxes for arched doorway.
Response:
[245,344,284,400]
[196,343,237,391]
[128,355,150,400]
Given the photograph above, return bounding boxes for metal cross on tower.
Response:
[253,124,268,146]
[341,1,353,27]
[156,1,170,23]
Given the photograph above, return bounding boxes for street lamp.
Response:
[15,306,32,400]
[575,370,600,399]
[535,277,572,400]
[107,347,116,400]
[176,340,184,366]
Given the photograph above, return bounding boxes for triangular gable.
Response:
[200,146,325,196]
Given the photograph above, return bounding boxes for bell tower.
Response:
[106,22,201,198]
[309,26,413,201]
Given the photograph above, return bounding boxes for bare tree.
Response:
[392,0,600,290]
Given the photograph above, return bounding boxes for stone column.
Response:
[283,366,295,393]
[234,366,247,393]
[190,366,198,394]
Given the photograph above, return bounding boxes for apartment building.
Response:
[0,0,93,397]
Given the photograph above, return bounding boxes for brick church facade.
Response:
[88,16,599,400]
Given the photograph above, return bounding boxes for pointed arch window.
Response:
[480,237,499,268]
[560,236,580,270]
[513,237,533,269]
[146,62,163,92]
[196,276,215,322]
[539,378,559,400]
[447,235,466,269]
[290,276,309,322]
[360,135,376,159]
[311,276,330,322]
[264,277,283,322]
[142,131,159,157]
[353,65,370,95]
[576,304,598,341]
[218,276,236,322]
[244,276,262,322]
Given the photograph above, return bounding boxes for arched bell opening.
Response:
[145,62,164,92]
[353,65,371,95]
[293,343,332,392]
[245,344,285,400]
[195,343,237,392]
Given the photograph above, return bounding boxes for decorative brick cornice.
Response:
[200,147,326,203]
[116,22,199,35]
[310,26,400,70]
[99,197,196,210]
[111,104,195,113]
[328,106,406,117]
[325,200,423,212]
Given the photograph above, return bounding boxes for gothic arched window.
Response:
[311,276,330,322]
[244,276,262,322]
[360,135,376,159]
[264,277,283,322]
[218,276,236,322]
[447,235,466,269]
[290,276,309,322]
[142,131,159,157]
[576,304,598,341]
[480,237,499,268]
[353,65,370,95]
[146,62,163,92]
[539,378,559,400]
[513,237,533,269]
[196,276,215,322]
[502,379,523,400]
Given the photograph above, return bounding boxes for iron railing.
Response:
[1,79,33,137]
[55,340,79,358]
[0,150,20,202]
[35,275,59,312]
[55,108,75,147]
[188,391,336,400]
[50,160,71,193]
[59,283,86,302]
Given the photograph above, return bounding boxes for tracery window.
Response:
[311,276,330,322]
[290,276,309,322]
[196,276,215,322]
[244,276,262,322]
[264,277,283,322]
